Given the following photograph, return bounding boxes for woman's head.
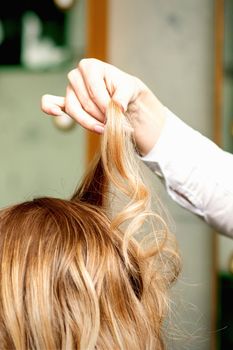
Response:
[0,102,180,349]
[0,197,144,349]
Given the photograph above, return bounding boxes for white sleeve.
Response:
[142,107,233,238]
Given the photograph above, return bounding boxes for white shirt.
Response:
[142,108,233,238]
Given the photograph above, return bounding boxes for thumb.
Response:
[111,79,140,113]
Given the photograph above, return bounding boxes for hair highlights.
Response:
[0,102,180,349]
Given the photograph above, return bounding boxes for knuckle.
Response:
[67,69,76,83]
[41,94,49,104]
[40,95,46,108]
[78,58,88,70]
[78,58,98,71]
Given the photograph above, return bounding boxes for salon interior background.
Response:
[0,1,233,349]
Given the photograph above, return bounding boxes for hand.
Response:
[41,58,166,156]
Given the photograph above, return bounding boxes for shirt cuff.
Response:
[141,107,213,216]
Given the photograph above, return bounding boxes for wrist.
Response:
[127,80,166,156]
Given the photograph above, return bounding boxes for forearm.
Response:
[142,108,233,237]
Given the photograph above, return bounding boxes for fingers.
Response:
[77,58,111,113]
[67,68,105,123]
[41,91,104,133]
[41,58,144,135]
[64,85,105,133]
[77,59,141,113]
[41,94,66,116]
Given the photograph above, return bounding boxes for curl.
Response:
[0,101,181,349]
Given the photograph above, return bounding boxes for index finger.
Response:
[77,59,111,113]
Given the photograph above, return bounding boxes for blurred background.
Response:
[0,0,232,349]
[0,0,86,206]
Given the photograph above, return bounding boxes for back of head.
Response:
[0,102,181,350]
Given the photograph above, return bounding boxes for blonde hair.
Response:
[0,102,180,349]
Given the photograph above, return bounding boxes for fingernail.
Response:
[94,125,105,134]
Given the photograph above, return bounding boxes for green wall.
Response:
[0,67,85,208]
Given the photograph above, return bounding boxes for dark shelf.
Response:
[217,272,233,350]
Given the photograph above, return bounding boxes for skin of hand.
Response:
[41,58,167,156]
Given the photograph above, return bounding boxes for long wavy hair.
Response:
[0,102,181,349]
